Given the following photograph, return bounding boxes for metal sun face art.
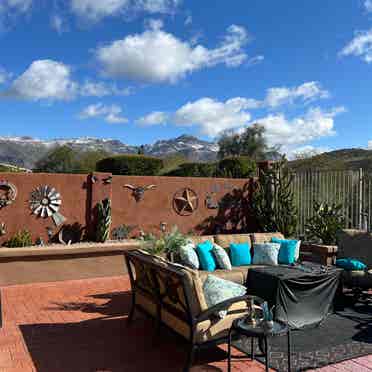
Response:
[173,188,199,216]
[0,181,17,209]
[29,185,66,226]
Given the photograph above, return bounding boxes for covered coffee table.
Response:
[247,262,342,329]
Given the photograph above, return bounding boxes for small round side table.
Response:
[228,318,291,372]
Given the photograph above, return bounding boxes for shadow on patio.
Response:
[20,291,230,372]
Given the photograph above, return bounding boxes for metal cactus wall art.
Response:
[96,198,112,242]
[29,185,66,226]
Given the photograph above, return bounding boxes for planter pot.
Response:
[300,243,338,266]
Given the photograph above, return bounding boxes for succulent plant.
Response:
[4,230,33,248]
[96,198,112,243]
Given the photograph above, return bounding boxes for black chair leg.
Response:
[127,293,136,326]
[184,344,196,372]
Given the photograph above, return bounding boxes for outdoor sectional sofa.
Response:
[125,232,286,371]
[124,232,338,371]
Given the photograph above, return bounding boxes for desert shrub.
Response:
[164,162,216,177]
[96,155,163,176]
[305,201,345,245]
[4,230,33,248]
[215,157,257,178]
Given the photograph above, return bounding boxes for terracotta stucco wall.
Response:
[0,172,255,244]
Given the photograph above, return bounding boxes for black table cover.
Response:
[247,263,342,329]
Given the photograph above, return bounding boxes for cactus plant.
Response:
[96,198,112,243]
[4,230,33,248]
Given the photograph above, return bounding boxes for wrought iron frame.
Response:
[124,250,251,372]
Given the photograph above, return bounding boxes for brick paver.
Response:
[0,276,370,371]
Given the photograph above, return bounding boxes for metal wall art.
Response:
[29,185,66,226]
[205,193,219,209]
[173,188,199,216]
[124,184,156,202]
[0,181,17,209]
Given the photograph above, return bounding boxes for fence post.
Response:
[359,168,363,230]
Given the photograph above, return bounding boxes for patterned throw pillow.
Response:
[213,244,232,270]
[179,243,200,270]
[203,274,246,318]
[252,243,281,265]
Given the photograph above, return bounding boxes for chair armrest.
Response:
[196,294,250,323]
[300,243,338,266]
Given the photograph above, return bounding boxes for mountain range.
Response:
[0,135,219,169]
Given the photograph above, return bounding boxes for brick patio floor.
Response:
[0,275,371,372]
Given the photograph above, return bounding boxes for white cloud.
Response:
[80,80,131,96]
[290,145,330,160]
[258,106,345,149]
[96,23,249,83]
[172,97,253,136]
[70,0,180,22]
[6,60,78,101]
[365,0,372,12]
[184,14,192,25]
[136,111,168,125]
[79,103,128,123]
[0,67,11,84]
[340,28,372,63]
[264,81,329,108]
[50,14,68,34]
[1,60,131,100]
[0,0,32,13]
[368,140,372,149]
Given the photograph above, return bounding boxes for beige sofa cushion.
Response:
[198,265,264,286]
[251,232,285,244]
[189,235,215,245]
[214,234,252,249]
[160,301,248,343]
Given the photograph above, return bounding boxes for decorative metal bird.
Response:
[124,184,156,202]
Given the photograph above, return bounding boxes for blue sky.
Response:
[1,0,372,157]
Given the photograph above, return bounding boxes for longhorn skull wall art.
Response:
[29,185,66,226]
[124,184,156,202]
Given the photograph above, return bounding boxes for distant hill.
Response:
[289,148,372,172]
[0,135,219,169]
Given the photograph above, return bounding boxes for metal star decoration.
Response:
[173,188,199,216]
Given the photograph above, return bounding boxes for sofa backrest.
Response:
[189,235,215,245]
[214,234,252,248]
[251,232,285,244]
[337,229,372,268]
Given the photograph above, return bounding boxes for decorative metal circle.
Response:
[173,188,199,216]
[29,185,65,226]
[0,181,17,209]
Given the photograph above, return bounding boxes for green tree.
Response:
[34,146,79,173]
[218,124,280,160]
[77,150,110,173]
[96,154,163,175]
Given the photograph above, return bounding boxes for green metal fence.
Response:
[292,169,372,235]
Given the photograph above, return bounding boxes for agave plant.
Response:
[96,198,112,243]
[305,201,345,245]
[142,226,189,257]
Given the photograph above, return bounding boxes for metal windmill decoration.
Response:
[29,185,66,226]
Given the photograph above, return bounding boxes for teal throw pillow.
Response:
[230,242,251,266]
[252,243,281,265]
[203,274,246,318]
[271,237,298,265]
[196,240,216,272]
[336,258,367,271]
[213,244,232,270]
[179,243,199,270]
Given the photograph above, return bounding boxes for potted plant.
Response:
[302,201,345,265]
[142,226,189,261]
